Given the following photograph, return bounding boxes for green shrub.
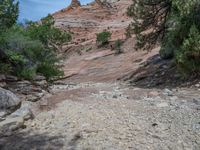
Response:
[176,25,200,75]
[0,24,66,80]
[127,0,200,75]
[125,25,133,39]
[0,0,19,31]
[114,39,123,54]
[0,64,12,74]
[160,34,176,59]
[37,63,64,80]
[0,1,71,81]
[16,67,37,80]
[26,15,72,52]
[96,31,111,46]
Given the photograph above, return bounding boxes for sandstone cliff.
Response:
[53,0,132,48]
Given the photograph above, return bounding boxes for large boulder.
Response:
[10,102,34,121]
[0,88,21,118]
[0,117,24,137]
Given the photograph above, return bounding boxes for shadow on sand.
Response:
[0,129,84,150]
[0,129,64,150]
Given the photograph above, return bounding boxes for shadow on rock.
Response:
[0,129,64,150]
[122,54,200,89]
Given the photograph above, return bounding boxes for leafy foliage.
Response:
[114,39,123,54]
[176,25,200,75]
[37,63,64,80]
[0,2,71,80]
[127,0,172,50]
[0,25,64,80]
[0,0,19,31]
[96,31,112,46]
[26,15,72,52]
[127,0,200,75]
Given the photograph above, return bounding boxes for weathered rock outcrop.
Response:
[53,0,132,50]
[10,102,33,121]
[70,0,81,8]
[95,0,113,8]
[0,88,21,118]
[0,117,24,137]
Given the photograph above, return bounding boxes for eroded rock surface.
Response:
[0,88,21,118]
[53,0,132,51]
[0,117,24,137]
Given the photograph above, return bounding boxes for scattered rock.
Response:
[34,80,48,88]
[0,82,6,88]
[113,95,118,99]
[152,123,158,127]
[5,75,18,82]
[26,92,45,102]
[33,75,46,81]
[148,91,159,97]
[156,102,168,108]
[195,84,200,88]
[192,99,200,105]
[0,75,6,81]
[162,65,168,69]
[163,89,173,96]
[5,79,47,102]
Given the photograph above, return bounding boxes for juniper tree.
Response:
[0,0,19,31]
[0,0,19,59]
[0,1,71,79]
[127,0,171,50]
[127,0,200,75]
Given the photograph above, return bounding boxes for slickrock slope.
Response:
[53,0,132,47]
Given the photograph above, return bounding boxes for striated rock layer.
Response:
[53,0,132,48]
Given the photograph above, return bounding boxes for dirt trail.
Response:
[0,48,200,150]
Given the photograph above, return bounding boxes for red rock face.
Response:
[53,0,132,49]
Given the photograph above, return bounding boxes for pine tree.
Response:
[127,0,200,75]
[127,0,171,50]
[0,0,19,31]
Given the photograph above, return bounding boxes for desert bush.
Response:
[0,0,19,31]
[0,26,64,80]
[0,64,12,74]
[96,31,111,46]
[0,1,71,80]
[37,63,64,80]
[26,15,72,52]
[114,39,123,54]
[176,25,200,75]
[127,0,200,75]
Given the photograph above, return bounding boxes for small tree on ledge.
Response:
[96,31,112,47]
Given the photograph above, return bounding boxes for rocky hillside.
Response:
[53,0,132,48]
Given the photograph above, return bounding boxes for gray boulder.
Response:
[0,117,24,137]
[10,102,34,121]
[0,88,21,118]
